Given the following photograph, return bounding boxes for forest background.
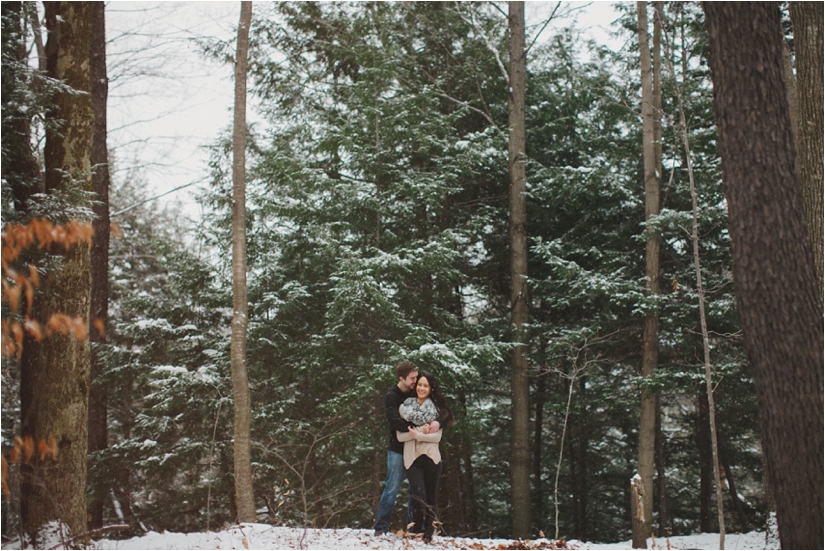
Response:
[1,1,822,549]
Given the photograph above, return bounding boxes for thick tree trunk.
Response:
[703,4,824,549]
[87,1,110,530]
[635,2,661,544]
[780,38,798,141]
[20,2,94,543]
[789,2,824,296]
[507,0,531,540]
[230,0,257,523]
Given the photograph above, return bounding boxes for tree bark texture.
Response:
[653,394,669,537]
[635,1,661,541]
[532,375,545,532]
[507,1,531,540]
[703,3,824,549]
[780,38,798,142]
[696,385,714,533]
[21,1,94,543]
[630,474,646,549]
[87,1,110,530]
[230,0,257,524]
[789,1,824,296]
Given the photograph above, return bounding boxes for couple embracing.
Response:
[373,361,455,543]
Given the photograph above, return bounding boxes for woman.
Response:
[397,371,455,543]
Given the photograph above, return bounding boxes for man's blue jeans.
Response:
[373,451,411,534]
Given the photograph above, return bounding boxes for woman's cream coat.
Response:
[396,428,442,469]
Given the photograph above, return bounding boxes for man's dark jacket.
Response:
[383,384,445,455]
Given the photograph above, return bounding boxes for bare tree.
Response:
[703,3,824,549]
[634,2,662,545]
[507,1,531,540]
[546,331,617,540]
[87,0,111,530]
[230,0,256,523]
[661,12,725,547]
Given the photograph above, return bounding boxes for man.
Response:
[373,360,441,536]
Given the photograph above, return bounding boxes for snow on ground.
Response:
[44,523,773,550]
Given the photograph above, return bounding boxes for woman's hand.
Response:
[408,426,418,437]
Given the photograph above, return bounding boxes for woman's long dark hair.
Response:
[418,371,455,427]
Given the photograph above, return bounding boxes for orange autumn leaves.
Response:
[2,218,117,498]
[1,218,114,358]
[1,436,58,500]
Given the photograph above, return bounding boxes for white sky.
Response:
[104,1,626,224]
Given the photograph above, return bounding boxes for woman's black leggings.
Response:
[407,455,443,538]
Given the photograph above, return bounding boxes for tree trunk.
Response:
[760,446,779,545]
[780,37,797,142]
[789,2,824,296]
[457,390,478,535]
[20,2,94,544]
[696,385,714,533]
[571,378,588,542]
[230,0,256,523]
[635,2,661,544]
[508,0,531,540]
[532,374,545,534]
[703,4,824,549]
[666,24,727,543]
[630,474,646,549]
[651,5,667,539]
[721,454,748,531]
[654,394,669,537]
[371,446,381,515]
[87,1,110,530]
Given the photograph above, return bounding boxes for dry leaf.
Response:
[1,457,9,500]
[22,436,34,461]
[93,318,106,339]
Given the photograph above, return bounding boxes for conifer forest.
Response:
[1,2,822,549]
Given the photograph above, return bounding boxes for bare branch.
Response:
[525,2,561,56]
[454,1,509,86]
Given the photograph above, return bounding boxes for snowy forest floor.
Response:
[2,523,777,550]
